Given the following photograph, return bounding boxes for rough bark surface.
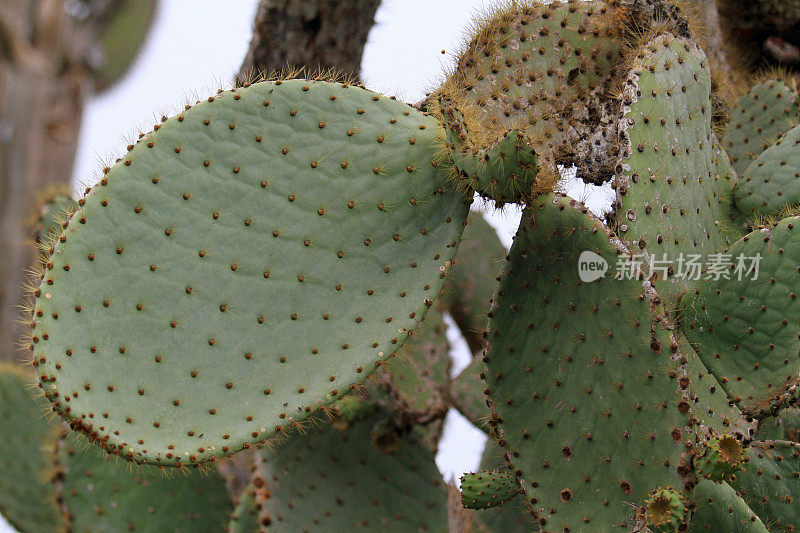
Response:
[238,0,381,81]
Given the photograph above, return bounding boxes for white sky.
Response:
[1,2,611,529]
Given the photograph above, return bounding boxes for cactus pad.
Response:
[55,434,232,532]
[460,470,518,510]
[0,365,60,533]
[450,355,491,433]
[694,433,746,482]
[436,95,538,204]
[681,216,800,416]
[27,79,470,465]
[735,123,800,216]
[446,0,625,183]
[690,479,768,532]
[375,308,450,422]
[722,79,799,176]
[729,440,800,532]
[228,481,261,533]
[33,193,78,247]
[615,34,728,298]
[484,195,692,530]
[469,441,530,531]
[442,211,505,353]
[247,411,447,531]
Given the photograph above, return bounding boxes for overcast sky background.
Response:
[2,2,610,529]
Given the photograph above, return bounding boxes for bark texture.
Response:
[238,0,381,82]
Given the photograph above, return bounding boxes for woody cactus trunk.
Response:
[4,0,800,532]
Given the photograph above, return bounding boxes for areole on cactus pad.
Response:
[26,79,471,466]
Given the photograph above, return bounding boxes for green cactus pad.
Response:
[446,0,625,183]
[735,123,800,216]
[95,0,158,91]
[469,442,530,531]
[0,365,61,533]
[375,309,450,422]
[248,411,447,531]
[444,212,505,432]
[228,481,261,533]
[695,433,746,482]
[55,434,231,532]
[28,79,470,466]
[450,355,491,433]
[484,195,692,530]
[712,140,747,243]
[615,34,730,299]
[681,216,800,416]
[690,479,768,532]
[460,470,518,510]
[33,193,78,247]
[729,440,800,532]
[436,95,538,204]
[643,487,687,533]
[442,211,505,353]
[779,407,800,441]
[681,334,748,435]
[722,79,799,176]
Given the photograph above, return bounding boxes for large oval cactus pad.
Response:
[28,79,470,466]
[484,195,693,530]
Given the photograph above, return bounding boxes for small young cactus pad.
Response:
[27,79,470,466]
[460,469,519,510]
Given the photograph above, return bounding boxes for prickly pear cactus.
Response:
[16,0,800,531]
[26,79,469,466]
